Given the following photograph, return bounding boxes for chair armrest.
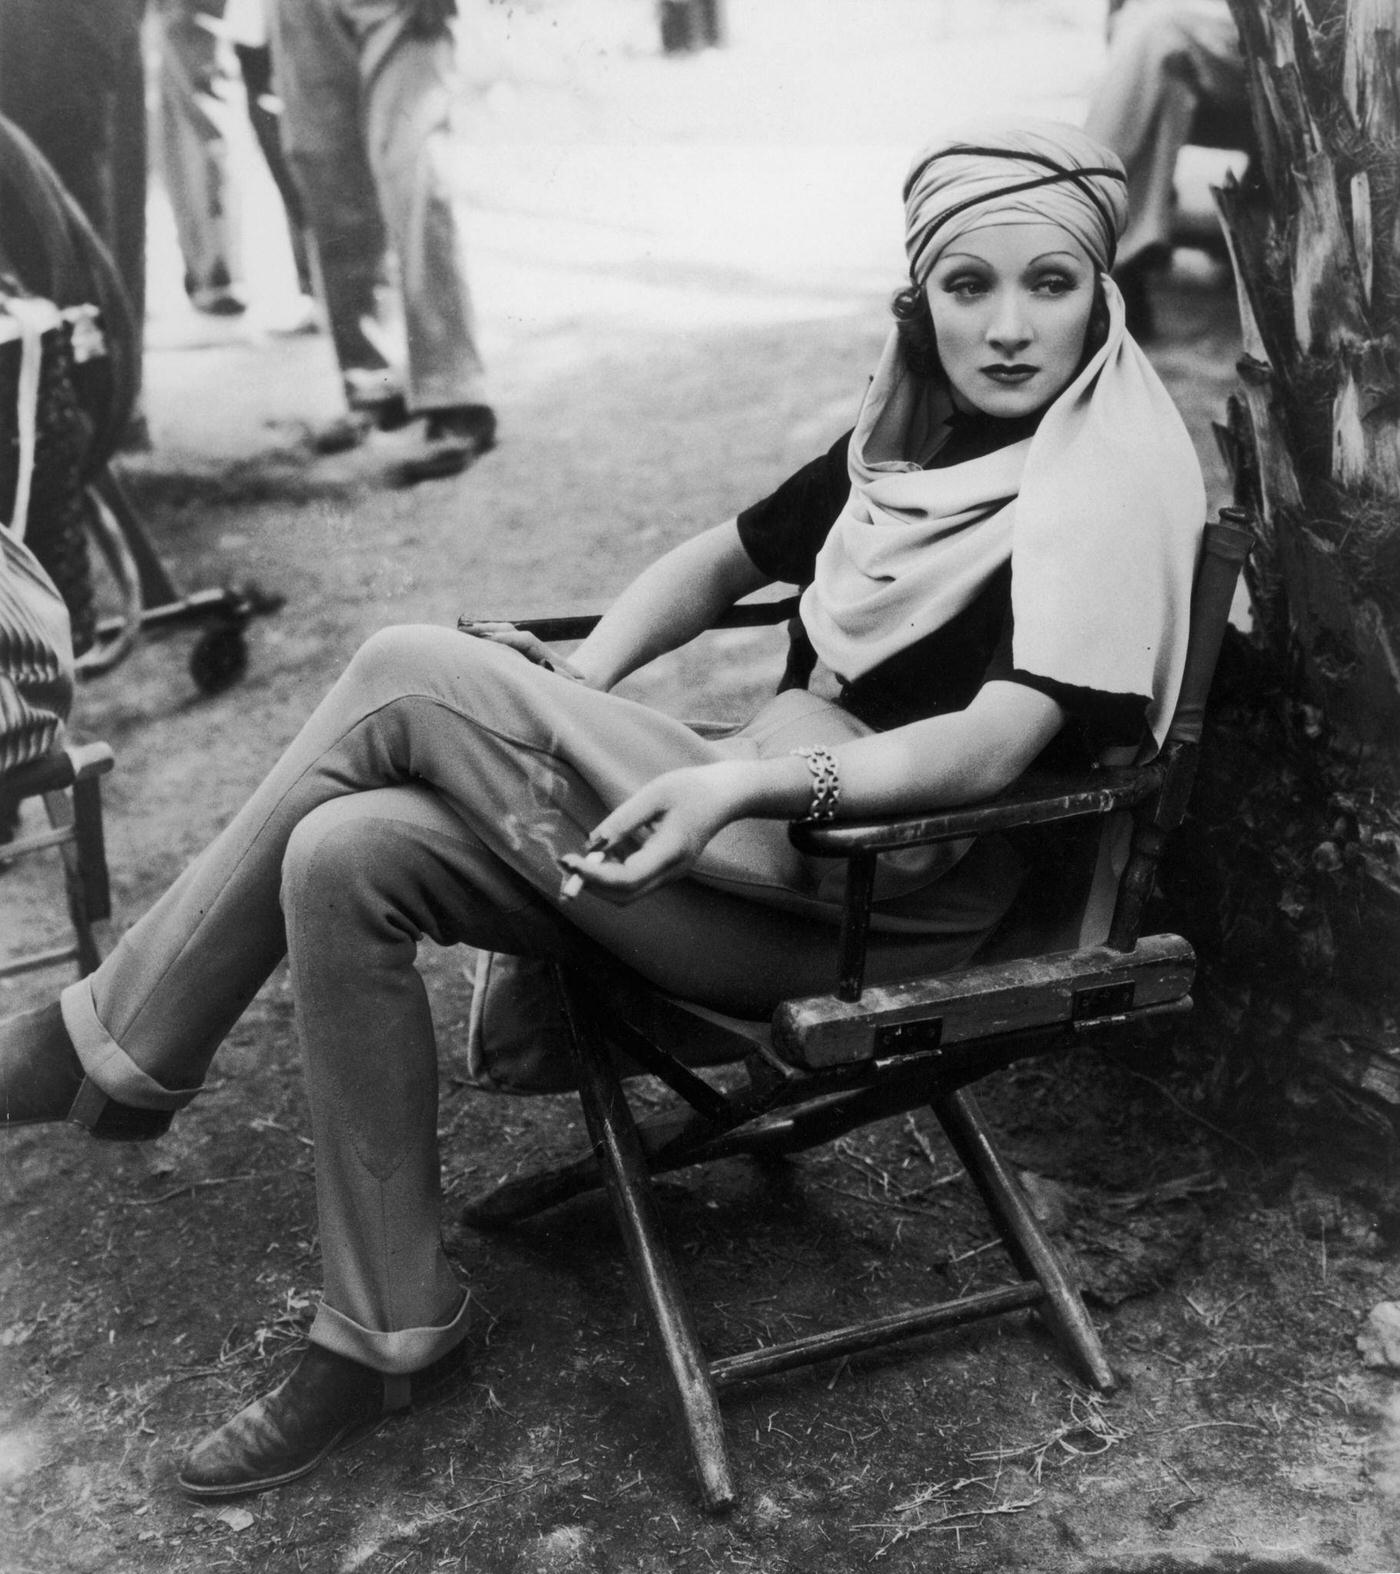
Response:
[0,742,115,804]
[773,935,1196,1069]
[788,763,1166,857]
[508,595,801,646]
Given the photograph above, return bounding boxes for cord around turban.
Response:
[904,118,1129,283]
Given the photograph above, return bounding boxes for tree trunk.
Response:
[1217,0,1400,744]
[1195,0,1400,1115]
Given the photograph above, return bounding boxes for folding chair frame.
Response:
[0,740,114,979]
[460,508,1252,1512]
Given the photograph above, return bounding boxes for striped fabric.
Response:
[0,524,74,773]
[0,295,74,775]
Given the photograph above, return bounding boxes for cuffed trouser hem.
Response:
[407,381,489,416]
[309,1288,471,1375]
[60,980,202,1111]
[344,368,405,409]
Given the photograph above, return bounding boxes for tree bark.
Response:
[1191,0,1400,1117]
[1218,0,1400,748]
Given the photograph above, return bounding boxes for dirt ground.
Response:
[4,2,1399,1570]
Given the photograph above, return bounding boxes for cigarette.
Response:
[559,847,607,901]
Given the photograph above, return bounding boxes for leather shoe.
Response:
[177,1337,469,1499]
[397,405,496,485]
[189,285,247,318]
[1,1002,171,1141]
[310,393,412,456]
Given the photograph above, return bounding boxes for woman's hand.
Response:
[558,764,750,905]
[456,620,591,685]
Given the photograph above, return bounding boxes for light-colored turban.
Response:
[903,119,1129,283]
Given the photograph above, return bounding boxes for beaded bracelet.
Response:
[791,745,841,822]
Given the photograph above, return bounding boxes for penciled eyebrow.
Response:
[934,250,1086,269]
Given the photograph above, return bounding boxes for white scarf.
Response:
[799,280,1205,758]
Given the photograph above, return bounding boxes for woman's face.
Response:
[923,223,1097,418]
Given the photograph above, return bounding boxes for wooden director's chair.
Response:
[0,741,115,981]
[460,507,1253,1512]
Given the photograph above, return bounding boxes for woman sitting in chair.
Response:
[0,119,1204,1498]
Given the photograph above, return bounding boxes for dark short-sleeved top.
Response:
[735,418,1150,766]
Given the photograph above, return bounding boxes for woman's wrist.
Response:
[707,755,816,822]
[567,640,625,692]
[547,654,597,687]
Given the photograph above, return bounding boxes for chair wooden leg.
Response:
[459,1088,914,1227]
[931,1087,1116,1392]
[460,1148,609,1228]
[559,970,737,1513]
[461,1062,941,1226]
[712,1070,939,1164]
[462,1104,728,1228]
[43,787,103,975]
[68,775,112,921]
[462,1066,934,1227]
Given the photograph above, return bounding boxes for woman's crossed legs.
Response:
[5,626,988,1493]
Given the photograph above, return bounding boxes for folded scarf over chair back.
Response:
[800,119,1205,759]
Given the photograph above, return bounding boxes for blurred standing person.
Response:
[225,0,318,315]
[1084,0,1242,338]
[153,0,247,316]
[269,0,496,483]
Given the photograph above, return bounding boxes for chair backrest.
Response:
[1096,507,1252,950]
[985,506,1253,960]
[1166,508,1253,747]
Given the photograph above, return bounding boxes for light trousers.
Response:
[268,0,486,411]
[62,629,1013,1372]
[155,0,241,299]
[1085,0,1244,268]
